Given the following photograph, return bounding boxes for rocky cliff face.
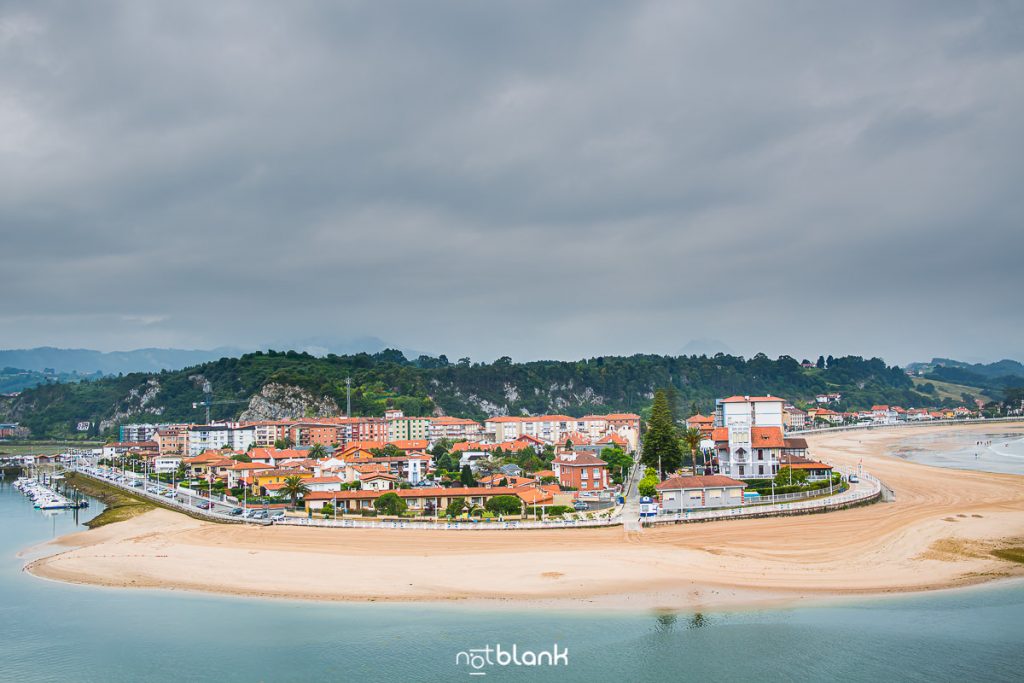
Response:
[239,383,339,421]
[99,378,163,432]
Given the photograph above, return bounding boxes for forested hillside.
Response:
[0,350,939,438]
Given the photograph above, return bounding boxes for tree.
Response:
[280,475,310,508]
[445,497,467,518]
[474,456,501,478]
[774,466,808,487]
[231,453,252,463]
[681,427,703,471]
[321,502,334,517]
[274,437,294,449]
[600,446,633,483]
[816,356,826,369]
[435,451,456,473]
[638,467,659,498]
[308,443,327,459]
[689,400,699,418]
[564,439,573,451]
[374,492,407,516]
[460,464,476,487]
[641,389,683,478]
[485,495,522,516]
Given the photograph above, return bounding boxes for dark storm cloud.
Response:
[1,1,1021,363]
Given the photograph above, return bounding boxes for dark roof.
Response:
[783,438,809,449]
[656,475,746,490]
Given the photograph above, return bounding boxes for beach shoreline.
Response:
[24,423,1024,611]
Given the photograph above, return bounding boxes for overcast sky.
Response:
[1,1,1021,365]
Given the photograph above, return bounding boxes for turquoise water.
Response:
[1,477,1023,682]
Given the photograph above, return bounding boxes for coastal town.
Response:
[5,391,1006,525]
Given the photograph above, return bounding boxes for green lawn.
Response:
[911,377,986,402]
[0,441,102,456]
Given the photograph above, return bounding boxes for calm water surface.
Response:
[1,476,1022,682]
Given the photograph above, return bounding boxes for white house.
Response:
[713,396,786,479]
[656,475,747,512]
[153,456,182,474]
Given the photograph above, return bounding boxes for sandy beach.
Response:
[25,423,1024,610]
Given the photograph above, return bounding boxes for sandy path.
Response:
[25,423,1024,610]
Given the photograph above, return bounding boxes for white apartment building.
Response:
[186,424,255,456]
[428,417,483,443]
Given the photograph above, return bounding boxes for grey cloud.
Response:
[1,1,1022,364]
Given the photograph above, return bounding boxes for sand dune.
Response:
[26,423,1024,610]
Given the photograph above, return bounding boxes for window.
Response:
[581,481,588,489]
[739,465,745,476]
[757,449,764,460]
[593,468,601,478]
[758,465,764,475]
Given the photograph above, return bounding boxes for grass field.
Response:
[912,377,986,402]
[0,441,102,456]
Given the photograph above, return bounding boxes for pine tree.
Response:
[641,389,683,478]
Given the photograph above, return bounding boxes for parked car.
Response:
[573,501,589,511]
[270,512,285,521]
[252,510,269,519]
[195,501,212,510]
[848,474,860,483]
[227,507,243,516]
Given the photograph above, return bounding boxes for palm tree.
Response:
[281,475,310,509]
[308,443,327,459]
[682,427,704,474]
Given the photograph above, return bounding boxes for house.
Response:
[102,441,159,460]
[684,414,715,437]
[712,425,785,479]
[779,454,833,480]
[531,469,557,482]
[252,468,313,495]
[782,437,809,458]
[302,476,346,493]
[182,450,237,479]
[551,452,609,492]
[360,473,398,491]
[153,455,183,474]
[656,475,747,512]
[303,485,539,515]
[226,461,275,488]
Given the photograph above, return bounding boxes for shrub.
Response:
[359,509,378,517]
[374,492,407,516]
[484,495,522,516]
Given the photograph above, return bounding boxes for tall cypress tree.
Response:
[642,389,683,478]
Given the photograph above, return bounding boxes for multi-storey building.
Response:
[712,396,786,479]
[155,424,189,456]
[551,451,610,492]
[428,417,483,443]
[186,424,255,456]
[119,423,160,443]
[386,414,431,442]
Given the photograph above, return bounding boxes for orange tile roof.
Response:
[750,426,785,448]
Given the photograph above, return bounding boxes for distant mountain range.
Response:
[906,358,1024,392]
[0,337,426,377]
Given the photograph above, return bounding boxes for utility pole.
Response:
[345,377,352,417]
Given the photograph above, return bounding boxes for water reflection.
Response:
[653,610,711,633]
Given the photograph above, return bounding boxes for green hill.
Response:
[0,350,944,439]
